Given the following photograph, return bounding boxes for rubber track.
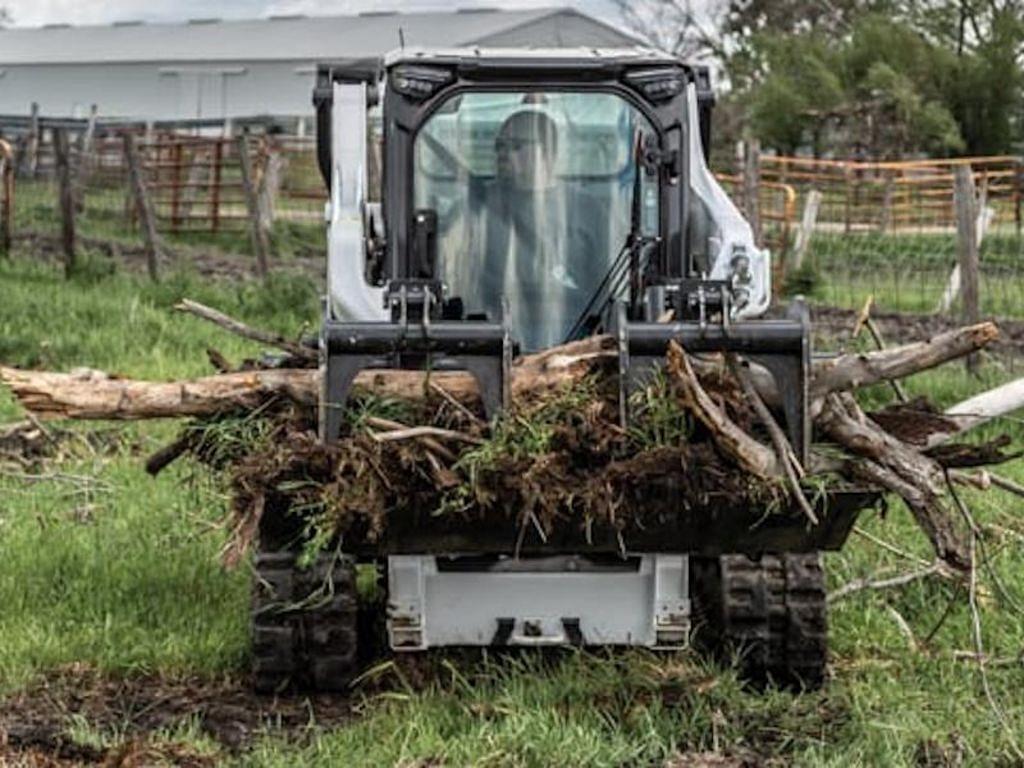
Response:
[694,553,827,689]
[251,550,358,693]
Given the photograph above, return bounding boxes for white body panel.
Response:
[387,554,690,650]
[685,83,771,318]
[326,81,386,322]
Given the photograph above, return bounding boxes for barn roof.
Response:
[0,8,640,66]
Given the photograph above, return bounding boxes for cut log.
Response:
[0,366,320,420]
[809,322,999,400]
[937,377,1024,444]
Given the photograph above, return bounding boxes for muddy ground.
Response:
[0,663,770,767]
[811,305,1024,357]
[10,232,323,284]
[0,665,352,766]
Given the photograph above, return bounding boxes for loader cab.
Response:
[314,49,767,354]
[315,49,787,447]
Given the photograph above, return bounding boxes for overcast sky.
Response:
[2,0,622,27]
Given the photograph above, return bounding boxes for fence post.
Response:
[170,141,183,233]
[790,189,822,274]
[53,128,77,276]
[179,144,208,222]
[1015,158,1022,236]
[237,134,271,278]
[879,172,894,234]
[954,165,980,374]
[75,103,99,214]
[124,133,161,281]
[26,102,41,178]
[843,165,853,234]
[0,140,12,256]
[211,141,223,233]
[742,139,761,246]
[940,167,991,315]
[258,138,282,226]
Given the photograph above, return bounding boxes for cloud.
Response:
[3,0,621,27]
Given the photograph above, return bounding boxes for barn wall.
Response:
[477,15,641,48]
[0,60,318,120]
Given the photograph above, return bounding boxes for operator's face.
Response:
[496,127,555,191]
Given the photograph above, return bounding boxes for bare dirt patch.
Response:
[0,665,353,766]
[812,305,1024,357]
[11,232,323,285]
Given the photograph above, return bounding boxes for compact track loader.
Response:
[251,48,875,693]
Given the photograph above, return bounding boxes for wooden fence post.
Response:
[879,172,894,234]
[742,139,761,245]
[258,138,282,227]
[0,139,12,257]
[210,140,223,233]
[1014,157,1022,236]
[843,165,853,234]
[124,133,162,281]
[52,128,76,276]
[179,145,209,222]
[25,102,41,178]
[237,134,271,278]
[790,189,822,274]
[954,165,980,374]
[939,167,991,315]
[76,104,99,213]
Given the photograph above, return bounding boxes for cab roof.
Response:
[383,46,688,71]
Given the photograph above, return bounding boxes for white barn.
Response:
[0,8,640,121]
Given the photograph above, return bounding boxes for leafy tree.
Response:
[728,11,1018,157]
[617,0,1023,158]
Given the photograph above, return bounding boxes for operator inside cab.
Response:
[414,91,655,352]
[474,109,594,351]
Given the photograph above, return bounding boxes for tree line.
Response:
[617,0,1024,159]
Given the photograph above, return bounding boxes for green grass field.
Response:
[1,256,1023,765]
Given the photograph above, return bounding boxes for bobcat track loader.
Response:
[250,48,875,693]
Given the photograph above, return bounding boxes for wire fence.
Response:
[2,112,1023,321]
[759,156,1024,318]
[0,112,330,267]
[760,155,1022,232]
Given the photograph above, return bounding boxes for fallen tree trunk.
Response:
[0,366,320,420]
[1,322,1002,423]
[809,322,999,400]
[0,335,617,421]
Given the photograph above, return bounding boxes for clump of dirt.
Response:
[0,665,352,766]
[0,419,130,471]
[868,397,960,446]
[868,398,1022,468]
